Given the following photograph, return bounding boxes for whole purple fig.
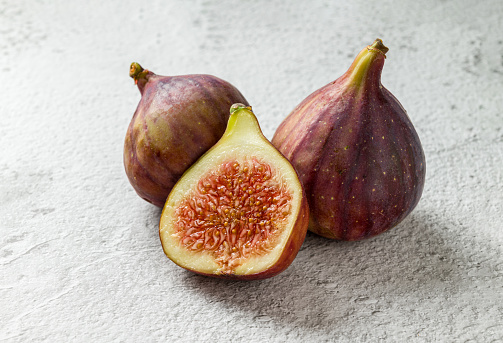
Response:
[124,63,249,207]
[272,39,426,240]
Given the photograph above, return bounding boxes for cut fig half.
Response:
[160,104,309,280]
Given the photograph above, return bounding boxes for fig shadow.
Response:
[181,208,492,333]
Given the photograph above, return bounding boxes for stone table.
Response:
[1,1,502,342]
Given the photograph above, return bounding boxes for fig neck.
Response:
[223,104,263,142]
[342,39,388,92]
[129,62,153,94]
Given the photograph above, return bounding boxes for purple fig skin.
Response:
[272,39,426,241]
[124,63,249,207]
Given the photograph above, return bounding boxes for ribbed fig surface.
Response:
[124,63,249,207]
[160,104,309,280]
[272,39,426,240]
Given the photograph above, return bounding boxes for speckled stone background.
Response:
[1,1,502,342]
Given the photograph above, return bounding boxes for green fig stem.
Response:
[344,38,388,90]
[230,103,252,115]
[129,62,151,93]
[224,104,263,143]
[368,38,388,56]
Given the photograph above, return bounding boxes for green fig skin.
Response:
[272,39,426,241]
[124,63,249,207]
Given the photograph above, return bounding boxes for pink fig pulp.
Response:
[124,63,249,207]
[272,39,426,240]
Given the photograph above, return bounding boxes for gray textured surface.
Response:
[1,1,502,342]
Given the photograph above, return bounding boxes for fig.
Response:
[159,104,309,280]
[124,63,249,207]
[272,39,426,240]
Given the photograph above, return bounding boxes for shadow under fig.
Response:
[178,208,493,333]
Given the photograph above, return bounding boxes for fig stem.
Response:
[230,103,252,115]
[367,38,388,56]
[129,62,150,85]
[224,104,261,142]
[345,39,387,89]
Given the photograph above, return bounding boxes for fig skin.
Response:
[159,104,309,280]
[272,39,426,241]
[124,63,249,207]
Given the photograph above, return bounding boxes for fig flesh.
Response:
[124,63,249,207]
[272,39,426,240]
[160,104,309,280]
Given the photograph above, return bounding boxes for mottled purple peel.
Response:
[124,66,249,207]
[272,40,426,240]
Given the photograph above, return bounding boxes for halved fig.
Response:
[159,104,309,280]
